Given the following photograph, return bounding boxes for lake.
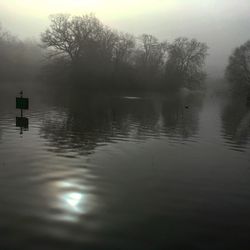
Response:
[0,90,250,249]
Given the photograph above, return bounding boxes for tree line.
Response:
[5,13,250,94]
[0,14,209,92]
[41,14,208,91]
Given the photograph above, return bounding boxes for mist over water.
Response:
[1,0,250,78]
[1,1,250,249]
[0,88,250,249]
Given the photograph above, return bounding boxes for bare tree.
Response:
[98,27,119,63]
[41,14,104,62]
[137,34,167,73]
[40,14,209,91]
[165,37,208,89]
[114,32,135,66]
[226,40,250,94]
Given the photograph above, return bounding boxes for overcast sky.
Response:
[1,0,250,77]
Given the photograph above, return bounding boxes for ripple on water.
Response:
[0,95,250,249]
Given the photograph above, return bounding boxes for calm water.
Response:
[0,91,250,249]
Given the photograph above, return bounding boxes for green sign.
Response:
[16,97,29,110]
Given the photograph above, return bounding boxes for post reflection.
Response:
[16,117,29,135]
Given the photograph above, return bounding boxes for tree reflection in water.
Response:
[221,96,250,149]
[161,93,203,139]
[40,93,204,156]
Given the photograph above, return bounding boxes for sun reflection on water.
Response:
[63,192,84,213]
[50,180,96,222]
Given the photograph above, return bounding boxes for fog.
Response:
[1,0,249,78]
[1,2,250,250]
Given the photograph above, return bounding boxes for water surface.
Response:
[0,91,250,249]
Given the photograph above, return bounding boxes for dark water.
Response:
[0,91,250,249]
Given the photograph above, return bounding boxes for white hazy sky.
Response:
[1,0,250,77]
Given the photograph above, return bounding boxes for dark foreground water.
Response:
[0,91,250,249]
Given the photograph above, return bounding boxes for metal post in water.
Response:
[16,90,29,134]
[20,90,23,118]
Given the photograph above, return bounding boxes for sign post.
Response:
[16,91,29,115]
[16,91,29,134]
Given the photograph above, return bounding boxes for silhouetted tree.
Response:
[165,37,208,90]
[41,14,118,64]
[41,14,101,62]
[41,14,136,88]
[225,40,250,95]
[114,32,135,66]
[40,14,209,92]
[129,34,167,89]
[136,34,167,73]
